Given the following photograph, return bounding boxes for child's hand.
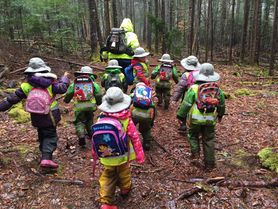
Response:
[64,71,70,77]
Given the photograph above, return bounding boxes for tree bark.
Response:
[229,0,236,63]
[112,0,118,27]
[155,0,159,53]
[161,0,166,53]
[219,0,227,47]
[88,0,98,54]
[94,0,104,48]
[104,0,111,37]
[269,0,278,76]
[147,0,152,50]
[240,0,250,62]
[188,0,195,55]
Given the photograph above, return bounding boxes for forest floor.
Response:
[0,41,277,209]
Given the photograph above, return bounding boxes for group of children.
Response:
[0,50,225,209]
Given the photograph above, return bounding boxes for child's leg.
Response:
[117,163,132,196]
[163,88,171,109]
[37,126,58,160]
[85,111,94,138]
[73,111,87,146]
[99,166,118,205]
[139,119,153,150]
[201,125,216,168]
[187,124,201,157]
[155,87,163,106]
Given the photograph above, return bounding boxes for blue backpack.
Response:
[124,63,141,85]
[133,83,152,109]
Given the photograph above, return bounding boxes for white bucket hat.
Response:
[180,55,201,71]
[158,54,173,63]
[194,63,220,82]
[133,47,150,58]
[74,66,97,78]
[24,57,51,74]
[105,60,122,69]
[98,87,131,113]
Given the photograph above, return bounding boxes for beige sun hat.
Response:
[194,63,220,82]
[133,47,150,58]
[74,66,98,78]
[158,54,174,63]
[24,57,51,74]
[180,55,201,71]
[98,87,131,113]
[105,59,122,69]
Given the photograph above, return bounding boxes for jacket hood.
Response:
[27,75,53,88]
[103,109,131,120]
[120,18,134,32]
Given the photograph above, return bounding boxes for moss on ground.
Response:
[258,147,278,174]
[8,102,30,123]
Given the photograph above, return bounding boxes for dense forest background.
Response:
[0,0,278,75]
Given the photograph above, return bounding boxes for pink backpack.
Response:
[186,71,196,88]
[25,88,53,114]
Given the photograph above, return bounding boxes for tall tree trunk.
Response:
[161,0,166,53]
[194,0,202,57]
[219,0,227,48]
[169,0,174,31]
[269,0,278,76]
[112,0,118,27]
[188,0,195,55]
[250,0,261,64]
[147,0,152,50]
[240,0,250,62]
[229,0,236,63]
[104,0,111,37]
[88,0,98,54]
[262,0,271,50]
[143,0,147,43]
[94,0,103,48]
[155,0,159,53]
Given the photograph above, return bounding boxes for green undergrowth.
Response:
[8,102,30,123]
[258,147,278,174]
[234,88,255,97]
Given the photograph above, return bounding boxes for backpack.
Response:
[25,88,53,114]
[104,28,134,55]
[196,83,221,113]
[186,72,196,88]
[92,117,128,159]
[74,76,94,101]
[105,73,123,90]
[159,63,173,81]
[133,83,152,109]
[124,63,141,85]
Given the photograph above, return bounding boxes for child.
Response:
[172,55,201,132]
[131,82,155,151]
[92,87,144,209]
[101,59,127,92]
[0,57,70,169]
[177,63,225,170]
[131,47,150,87]
[64,66,102,147]
[151,54,179,109]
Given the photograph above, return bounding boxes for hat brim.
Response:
[105,65,123,69]
[24,66,51,74]
[98,94,131,113]
[180,58,201,71]
[74,71,98,79]
[194,72,220,82]
[158,59,174,63]
[133,52,150,58]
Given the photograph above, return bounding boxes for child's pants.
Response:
[155,86,171,108]
[132,117,153,146]
[99,163,131,204]
[37,126,58,160]
[73,110,94,138]
[187,124,215,167]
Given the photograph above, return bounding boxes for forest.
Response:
[0,0,277,209]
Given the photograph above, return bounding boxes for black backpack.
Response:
[105,73,123,90]
[100,28,134,58]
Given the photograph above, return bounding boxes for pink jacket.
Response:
[99,109,145,164]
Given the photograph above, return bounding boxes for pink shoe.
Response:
[100,204,118,209]
[40,160,59,169]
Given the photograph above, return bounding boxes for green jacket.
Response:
[151,64,179,84]
[177,83,225,125]
[102,19,139,60]
[101,68,126,90]
[64,75,102,111]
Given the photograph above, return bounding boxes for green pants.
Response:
[156,86,171,108]
[187,124,216,167]
[73,110,94,139]
[132,116,153,145]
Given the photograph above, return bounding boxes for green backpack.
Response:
[105,73,123,90]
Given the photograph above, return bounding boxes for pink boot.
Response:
[100,204,118,209]
[40,160,59,169]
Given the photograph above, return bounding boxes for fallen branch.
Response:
[152,138,171,155]
[9,67,27,75]
[218,178,278,188]
[49,178,84,186]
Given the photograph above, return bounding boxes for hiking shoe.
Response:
[120,188,131,198]
[40,160,59,169]
[100,204,118,209]
[78,138,86,147]
[178,123,187,132]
